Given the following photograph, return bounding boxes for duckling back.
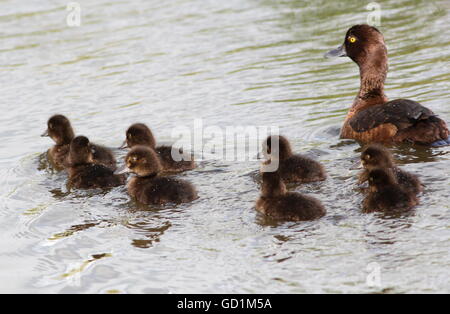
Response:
[392,168,423,195]
[278,155,327,183]
[68,164,125,189]
[155,145,195,172]
[90,143,117,171]
[128,176,198,205]
[257,192,326,221]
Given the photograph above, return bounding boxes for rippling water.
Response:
[0,0,449,293]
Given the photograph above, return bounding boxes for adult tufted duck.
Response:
[325,24,450,146]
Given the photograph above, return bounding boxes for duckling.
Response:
[121,123,195,172]
[41,114,74,170]
[262,135,326,183]
[359,144,423,195]
[256,168,326,221]
[42,114,117,170]
[67,136,126,189]
[117,146,198,205]
[325,24,450,146]
[363,168,418,213]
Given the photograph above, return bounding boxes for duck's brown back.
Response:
[341,99,449,144]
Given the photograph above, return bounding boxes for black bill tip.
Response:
[324,44,347,58]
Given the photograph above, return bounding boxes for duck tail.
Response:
[428,116,450,147]
[402,115,449,146]
[431,135,450,147]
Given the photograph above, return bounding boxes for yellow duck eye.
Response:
[348,36,357,43]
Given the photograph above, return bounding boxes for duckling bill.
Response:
[67,136,126,189]
[326,24,450,146]
[42,114,117,170]
[117,146,198,205]
[256,168,326,221]
[122,123,195,173]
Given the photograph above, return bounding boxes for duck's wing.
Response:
[349,99,435,133]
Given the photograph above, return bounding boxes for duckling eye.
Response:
[348,36,357,43]
[366,155,371,160]
[49,123,53,129]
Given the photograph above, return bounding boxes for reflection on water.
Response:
[128,220,172,249]
[49,222,100,241]
[59,253,112,280]
[0,0,449,293]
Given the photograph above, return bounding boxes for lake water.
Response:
[0,0,449,293]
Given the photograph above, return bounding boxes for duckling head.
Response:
[118,146,162,177]
[69,136,94,165]
[122,123,156,149]
[361,144,394,170]
[368,168,397,192]
[42,114,75,145]
[262,135,293,161]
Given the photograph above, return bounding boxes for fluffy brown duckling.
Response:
[359,144,423,195]
[262,135,326,183]
[255,167,326,221]
[42,115,116,170]
[121,123,195,173]
[67,136,126,189]
[362,168,418,213]
[117,146,198,205]
[325,24,449,146]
